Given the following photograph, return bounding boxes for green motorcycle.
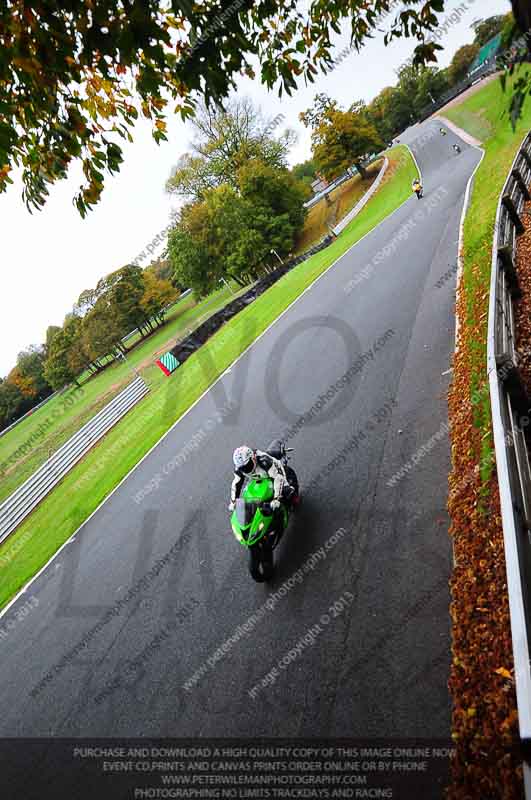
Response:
[230,441,299,582]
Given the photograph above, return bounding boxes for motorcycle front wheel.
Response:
[249,539,275,582]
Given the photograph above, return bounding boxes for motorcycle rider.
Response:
[453,143,461,154]
[412,177,423,198]
[228,446,297,512]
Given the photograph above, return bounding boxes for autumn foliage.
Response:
[447,244,523,798]
[6,366,37,400]
[0,1,461,215]
[513,200,531,394]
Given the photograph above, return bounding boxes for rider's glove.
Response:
[270,500,280,510]
[228,501,235,512]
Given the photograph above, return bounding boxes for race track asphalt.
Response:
[0,119,482,797]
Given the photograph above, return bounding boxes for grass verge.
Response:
[0,283,249,504]
[0,146,416,610]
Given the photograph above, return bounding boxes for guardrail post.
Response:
[512,168,531,201]
[499,361,531,425]
[502,195,526,236]
[521,150,531,170]
[498,245,522,299]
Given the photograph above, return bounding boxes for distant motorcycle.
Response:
[453,144,462,154]
[412,181,424,200]
[229,440,299,582]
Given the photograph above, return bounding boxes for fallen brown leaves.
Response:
[514,204,531,394]
[447,252,523,797]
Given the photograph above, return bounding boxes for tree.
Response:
[45,326,62,355]
[15,346,51,400]
[63,315,93,378]
[140,270,179,327]
[367,87,402,142]
[472,16,506,47]
[499,7,531,126]
[1,345,57,427]
[168,156,307,294]
[0,380,24,432]
[81,299,127,365]
[199,184,253,282]
[412,66,449,112]
[43,314,93,389]
[168,226,217,298]
[372,63,449,124]
[309,105,384,180]
[238,160,306,232]
[395,64,423,110]
[292,159,318,192]
[292,159,316,181]
[171,185,256,290]
[512,0,531,52]
[96,265,146,339]
[299,93,338,129]
[448,44,480,85]
[226,161,307,279]
[394,63,448,116]
[6,366,36,400]
[500,11,518,51]
[151,256,188,291]
[166,98,296,203]
[149,258,175,284]
[44,328,77,390]
[74,288,100,317]
[386,86,415,135]
[166,153,222,203]
[1,0,475,215]
[301,96,381,177]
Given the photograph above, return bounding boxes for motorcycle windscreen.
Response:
[235,498,258,529]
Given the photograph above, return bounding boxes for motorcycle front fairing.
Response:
[231,477,275,547]
[231,499,273,547]
[235,498,258,528]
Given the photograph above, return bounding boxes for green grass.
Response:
[0,283,248,504]
[0,146,416,610]
[442,98,496,143]
[443,70,531,477]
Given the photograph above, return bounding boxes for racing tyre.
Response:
[249,540,275,582]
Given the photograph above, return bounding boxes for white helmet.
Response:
[233,445,254,473]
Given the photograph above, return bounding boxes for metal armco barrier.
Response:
[304,172,354,210]
[303,154,384,211]
[0,376,149,545]
[488,131,531,794]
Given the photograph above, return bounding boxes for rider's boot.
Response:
[282,478,301,510]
